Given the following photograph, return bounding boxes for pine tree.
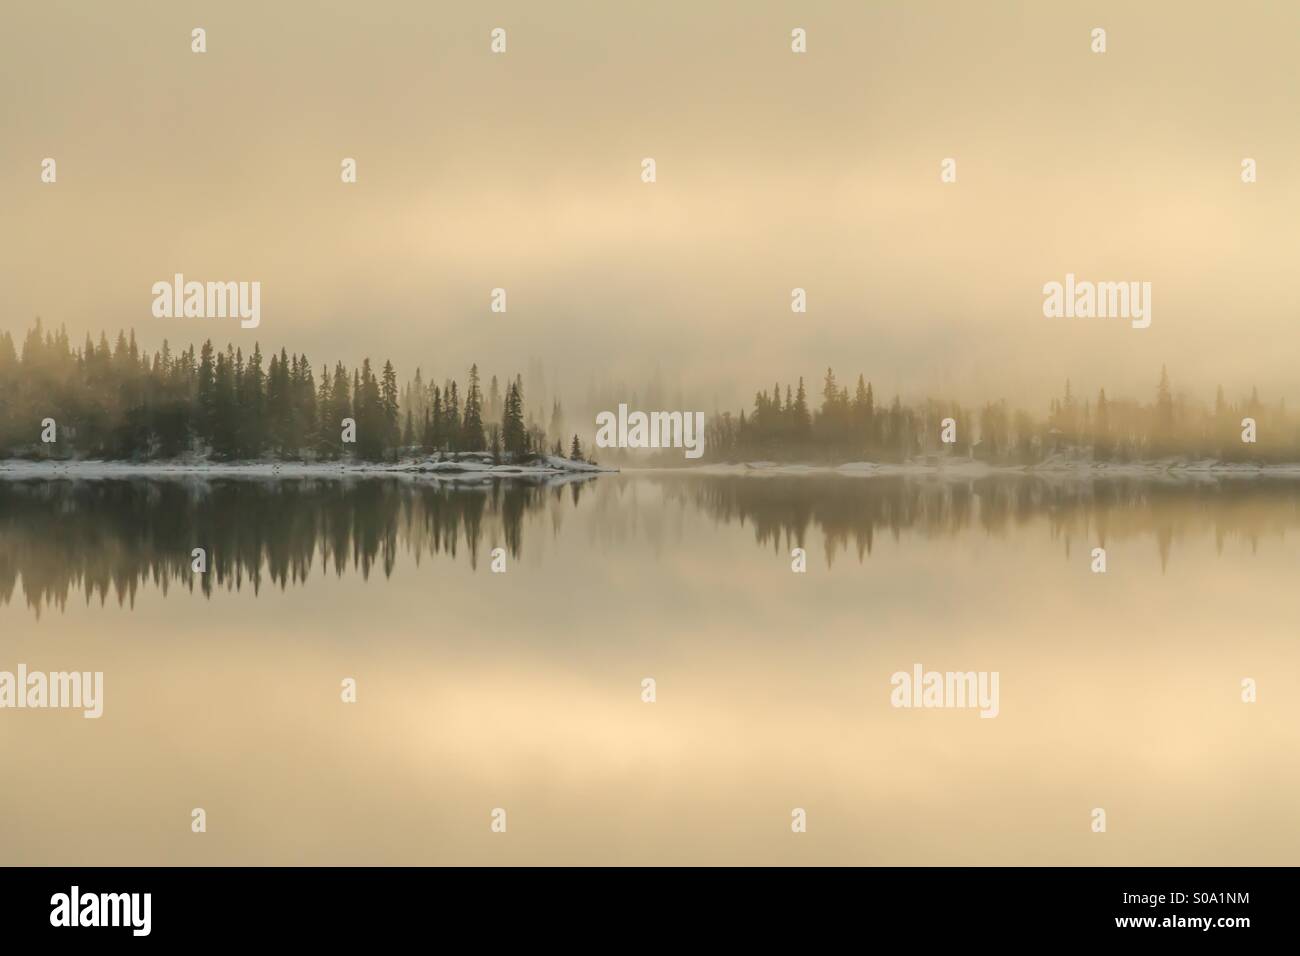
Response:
[462,363,485,451]
[239,344,266,458]
[794,377,811,435]
[428,385,443,452]
[502,380,527,458]
[821,367,838,415]
[196,340,216,446]
[267,346,296,456]
[296,356,317,453]
[212,349,237,459]
[329,362,352,458]
[355,359,384,461]
[444,381,461,453]
[315,364,333,455]
[381,359,399,454]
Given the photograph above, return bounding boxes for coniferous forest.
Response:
[0,320,1295,464]
[706,367,1297,465]
[0,321,560,463]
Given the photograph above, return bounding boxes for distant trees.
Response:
[704,365,1293,465]
[2,320,1293,466]
[0,320,562,464]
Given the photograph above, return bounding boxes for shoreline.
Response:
[624,458,1300,479]
[0,456,617,482]
[6,456,1300,481]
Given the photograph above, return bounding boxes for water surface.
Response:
[1,473,1296,864]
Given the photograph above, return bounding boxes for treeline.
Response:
[706,367,1299,464]
[2,320,1295,465]
[0,321,585,462]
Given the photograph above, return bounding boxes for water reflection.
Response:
[0,475,595,615]
[2,472,1298,614]
[3,471,1299,866]
[661,474,1300,567]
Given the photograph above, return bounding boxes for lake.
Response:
[1,472,1296,864]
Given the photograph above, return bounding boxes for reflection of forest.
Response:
[3,474,1297,614]
[0,477,594,614]
[656,475,1300,569]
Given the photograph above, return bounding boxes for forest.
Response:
[0,320,580,463]
[705,368,1295,465]
[0,320,1294,465]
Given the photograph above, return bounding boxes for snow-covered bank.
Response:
[12,453,1300,483]
[0,454,617,482]
[642,457,1300,480]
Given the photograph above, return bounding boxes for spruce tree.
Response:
[314,365,333,456]
[502,380,527,458]
[429,385,444,452]
[462,363,485,451]
[381,359,399,453]
[329,362,352,458]
[212,349,237,459]
[196,340,216,446]
[239,344,266,458]
[444,381,461,453]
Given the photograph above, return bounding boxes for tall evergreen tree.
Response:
[462,364,485,451]
[502,380,527,458]
[444,380,461,453]
[329,362,352,458]
[196,340,216,445]
[381,359,399,453]
[212,349,237,459]
[239,343,266,458]
[429,385,444,452]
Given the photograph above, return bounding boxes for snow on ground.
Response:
[399,454,608,475]
[8,454,1300,482]
[649,457,1300,480]
[0,454,617,482]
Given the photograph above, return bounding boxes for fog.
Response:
[3,0,1297,415]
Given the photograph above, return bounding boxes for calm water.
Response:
[2,472,1297,864]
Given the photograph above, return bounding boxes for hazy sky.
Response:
[3,0,1298,412]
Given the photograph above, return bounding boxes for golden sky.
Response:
[3,0,1298,411]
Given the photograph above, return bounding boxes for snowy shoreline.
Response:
[7,455,1300,482]
[0,454,617,482]
[632,457,1300,480]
